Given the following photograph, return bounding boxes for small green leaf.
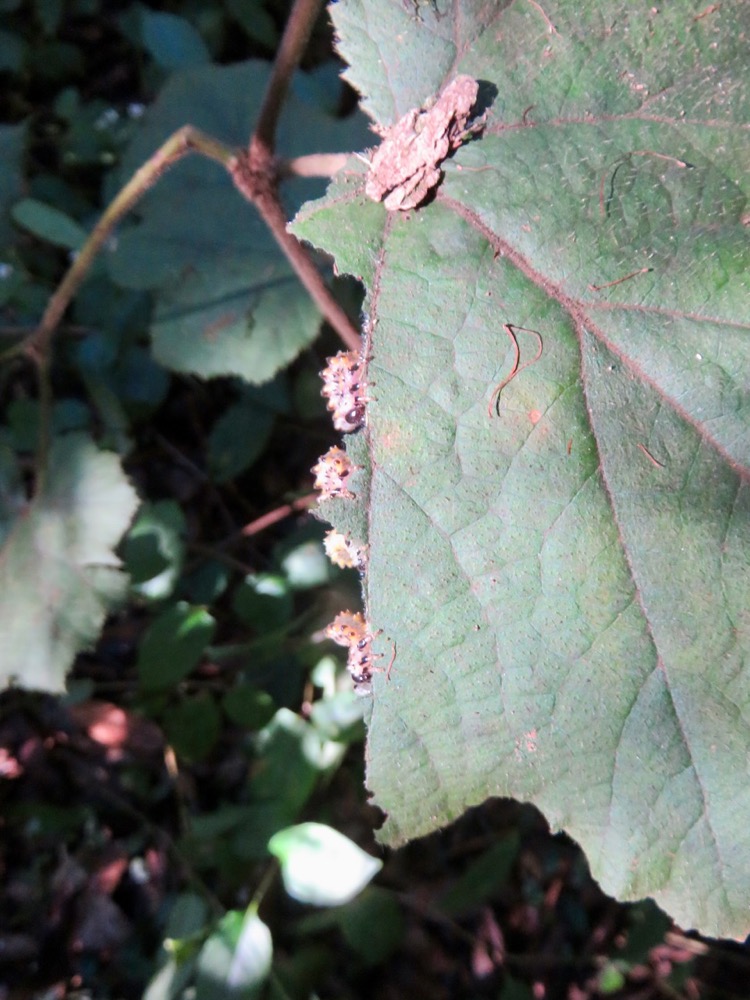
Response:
[195,910,272,1000]
[251,709,321,816]
[163,694,221,761]
[309,689,367,743]
[337,887,404,964]
[11,197,88,249]
[0,434,139,692]
[208,397,275,482]
[597,963,627,994]
[222,685,276,730]
[182,560,230,604]
[137,601,216,690]
[280,539,332,589]
[139,9,210,69]
[143,894,208,1000]
[232,574,293,631]
[268,823,382,906]
[124,499,186,600]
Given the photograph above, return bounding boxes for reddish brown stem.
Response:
[255,189,361,352]
[253,0,324,151]
[231,142,361,352]
[241,493,317,537]
[235,0,362,353]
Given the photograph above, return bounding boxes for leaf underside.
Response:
[0,435,139,692]
[293,0,750,938]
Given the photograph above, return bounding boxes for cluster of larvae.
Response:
[312,349,382,695]
[325,611,380,698]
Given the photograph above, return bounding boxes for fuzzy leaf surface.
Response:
[292,0,750,938]
[0,435,139,692]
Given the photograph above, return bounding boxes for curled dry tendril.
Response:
[488,324,544,418]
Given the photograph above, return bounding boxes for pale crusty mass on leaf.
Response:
[365,75,483,211]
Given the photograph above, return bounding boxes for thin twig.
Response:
[19,126,234,368]
[526,0,559,34]
[250,860,280,911]
[253,0,324,151]
[237,0,362,352]
[6,127,233,479]
[241,493,317,537]
[230,144,361,352]
[254,185,362,351]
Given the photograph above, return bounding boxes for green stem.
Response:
[250,859,280,912]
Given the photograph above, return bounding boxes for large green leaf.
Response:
[138,9,211,70]
[0,434,139,692]
[109,61,371,383]
[292,0,750,938]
